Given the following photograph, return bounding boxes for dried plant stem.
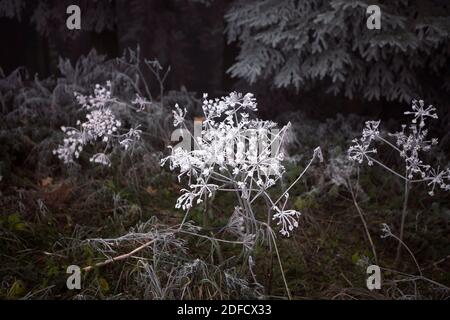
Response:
[273,151,319,206]
[268,229,292,300]
[264,197,274,296]
[390,230,422,277]
[348,179,378,265]
[395,179,410,265]
[83,239,157,272]
[179,208,191,230]
[367,156,408,181]
[380,267,446,290]
[83,225,249,273]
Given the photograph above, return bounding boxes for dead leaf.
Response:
[146,186,157,195]
[41,177,53,187]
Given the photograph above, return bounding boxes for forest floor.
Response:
[1,155,449,299]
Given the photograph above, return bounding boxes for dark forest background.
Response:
[2,0,449,120]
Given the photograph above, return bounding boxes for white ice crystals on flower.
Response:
[404,100,438,128]
[54,82,141,166]
[132,94,152,112]
[162,92,321,237]
[173,104,187,127]
[348,99,450,196]
[272,208,301,237]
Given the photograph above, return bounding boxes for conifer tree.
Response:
[225,0,450,102]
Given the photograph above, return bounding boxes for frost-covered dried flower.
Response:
[348,139,377,166]
[90,153,111,166]
[120,127,142,151]
[53,126,85,164]
[163,92,320,237]
[54,82,141,166]
[162,92,288,204]
[75,81,113,110]
[427,168,450,196]
[362,121,380,142]
[349,100,450,195]
[272,208,301,237]
[404,99,438,128]
[173,104,187,127]
[380,223,392,239]
[132,94,151,112]
[175,190,197,211]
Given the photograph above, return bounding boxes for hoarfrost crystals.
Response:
[163,92,319,237]
[348,100,450,196]
[272,209,302,237]
[54,82,141,166]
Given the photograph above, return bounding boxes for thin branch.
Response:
[83,239,156,272]
[347,178,378,265]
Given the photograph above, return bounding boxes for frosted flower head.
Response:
[173,104,187,127]
[362,120,380,142]
[272,208,301,237]
[348,139,377,166]
[349,99,449,196]
[380,223,392,239]
[75,82,113,110]
[55,82,141,166]
[163,92,288,201]
[404,100,438,127]
[175,189,196,211]
[132,94,151,111]
[427,168,450,196]
[202,91,257,119]
[162,92,317,237]
[90,153,111,166]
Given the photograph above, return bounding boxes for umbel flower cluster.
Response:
[349,100,450,196]
[162,92,322,237]
[54,82,141,166]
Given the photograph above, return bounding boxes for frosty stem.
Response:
[274,148,321,207]
[396,178,410,265]
[348,176,378,265]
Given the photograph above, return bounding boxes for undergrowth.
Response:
[0,49,449,300]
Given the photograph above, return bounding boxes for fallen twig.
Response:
[83,239,156,272]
